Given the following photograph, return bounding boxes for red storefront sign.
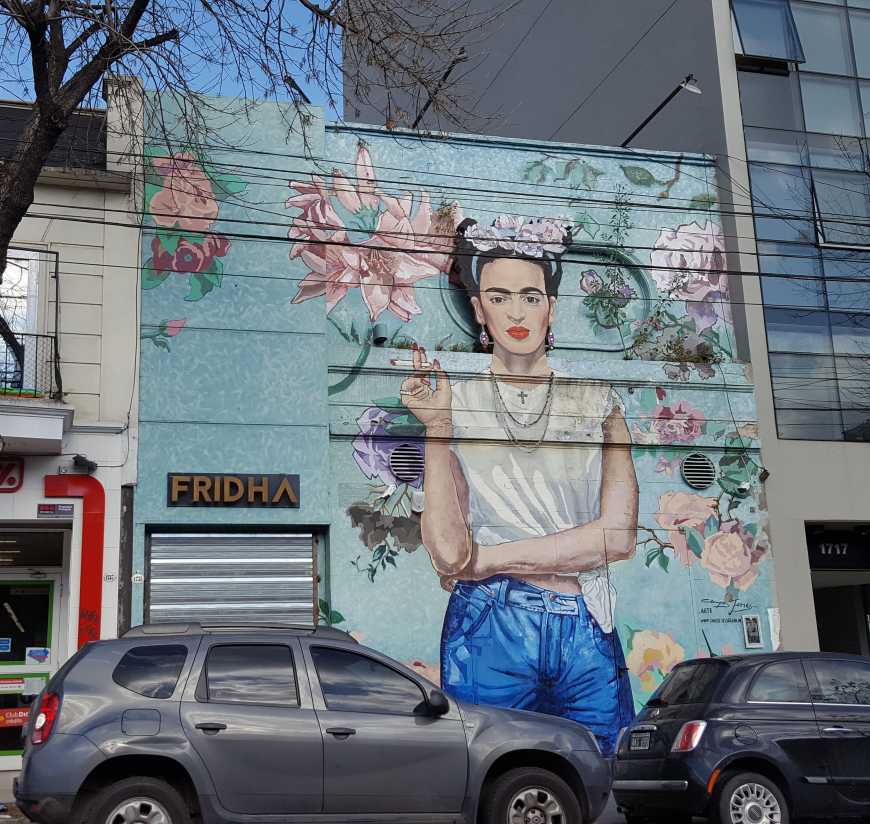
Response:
[0,708,29,728]
[0,459,23,493]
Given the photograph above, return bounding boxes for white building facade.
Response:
[0,78,140,767]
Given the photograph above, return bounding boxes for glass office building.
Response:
[735,0,870,441]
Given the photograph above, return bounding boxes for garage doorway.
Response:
[807,523,870,656]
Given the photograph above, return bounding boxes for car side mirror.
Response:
[427,689,450,716]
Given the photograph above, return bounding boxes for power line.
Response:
[13,194,870,286]
[547,0,682,140]
[472,0,557,109]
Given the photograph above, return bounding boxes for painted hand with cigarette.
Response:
[399,345,453,433]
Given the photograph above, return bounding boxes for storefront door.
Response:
[0,574,61,768]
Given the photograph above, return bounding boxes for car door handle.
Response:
[325,727,356,739]
[195,722,227,734]
[823,726,855,734]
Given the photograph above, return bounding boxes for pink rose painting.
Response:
[287,142,461,321]
[634,399,705,445]
[142,318,187,351]
[702,520,766,591]
[655,491,718,566]
[650,221,730,332]
[150,153,219,232]
[144,151,242,302]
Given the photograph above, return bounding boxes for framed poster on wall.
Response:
[742,614,764,649]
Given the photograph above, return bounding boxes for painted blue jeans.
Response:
[440,575,635,755]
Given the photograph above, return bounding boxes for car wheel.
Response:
[480,766,583,824]
[716,771,789,824]
[81,776,193,824]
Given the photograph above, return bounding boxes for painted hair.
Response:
[451,216,572,297]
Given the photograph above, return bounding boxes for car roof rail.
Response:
[122,622,357,641]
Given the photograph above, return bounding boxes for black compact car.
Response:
[613,652,870,824]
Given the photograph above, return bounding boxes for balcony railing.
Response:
[0,333,59,398]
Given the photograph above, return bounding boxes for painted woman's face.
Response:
[471,257,556,356]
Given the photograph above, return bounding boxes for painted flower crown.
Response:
[463,215,572,258]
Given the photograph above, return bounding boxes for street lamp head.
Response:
[680,74,703,95]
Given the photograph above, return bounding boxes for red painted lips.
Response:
[507,326,530,340]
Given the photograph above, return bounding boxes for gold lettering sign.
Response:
[167,474,300,508]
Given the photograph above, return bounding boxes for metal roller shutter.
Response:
[148,533,315,625]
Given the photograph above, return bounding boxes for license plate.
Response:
[629,731,651,751]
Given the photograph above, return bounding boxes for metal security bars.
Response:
[0,333,58,397]
[147,533,316,626]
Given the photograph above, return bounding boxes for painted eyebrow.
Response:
[482,287,546,295]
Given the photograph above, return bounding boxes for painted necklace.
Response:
[490,371,555,452]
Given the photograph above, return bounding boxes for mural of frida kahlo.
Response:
[399,216,639,754]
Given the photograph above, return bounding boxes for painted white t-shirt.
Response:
[449,369,626,632]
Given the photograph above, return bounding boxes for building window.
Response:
[814,169,870,245]
[0,249,42,393]
[731,0,806,63]
[800,75,863,136]
[737,1,870,439]
[748,162,816,242]
[791,2,853,75]
[738,69,806,131]
[849,9,870,79]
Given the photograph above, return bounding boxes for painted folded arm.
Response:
[461,407,639,579]
[420,434,474,576]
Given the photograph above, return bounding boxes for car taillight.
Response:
[31,693,59,745]
[671,720,706,753]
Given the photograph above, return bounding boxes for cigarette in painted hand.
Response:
[390,358,434,369]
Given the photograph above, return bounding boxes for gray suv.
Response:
[15,623,611,824]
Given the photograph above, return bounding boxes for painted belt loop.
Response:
[496,578,509,608]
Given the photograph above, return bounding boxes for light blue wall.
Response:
[134,105,777,709]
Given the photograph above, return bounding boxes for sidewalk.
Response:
[0,773,23,822]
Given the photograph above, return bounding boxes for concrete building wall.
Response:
[345,0,729,156]
[1,79,142,650]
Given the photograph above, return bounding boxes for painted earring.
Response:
[479,326,490,347]
[547,328,556,349]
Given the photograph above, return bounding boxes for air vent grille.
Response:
[681,453,717,490]
[389,443,425,484]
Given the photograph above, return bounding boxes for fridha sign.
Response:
[167,474,300,507]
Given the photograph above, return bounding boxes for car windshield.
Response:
[649,661,725,706]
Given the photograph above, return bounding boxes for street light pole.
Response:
[620,74,702,148]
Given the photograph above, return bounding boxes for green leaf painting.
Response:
[690,192,717,210]
[560,159,604,189]
[685,528,705,559]
[141,262,170,290]
[621,165,659,187]
[522,160,554,184]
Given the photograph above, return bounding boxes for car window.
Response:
[808,659,870,705]
[113,644,188,699]
[311,646,426,715]
[205,644,298,707]
[748,660,811,702]
[652,661,724,706]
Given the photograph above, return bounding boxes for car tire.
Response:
[480,766,583,824]
[716,771,789,824]
[78,775,193,824]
